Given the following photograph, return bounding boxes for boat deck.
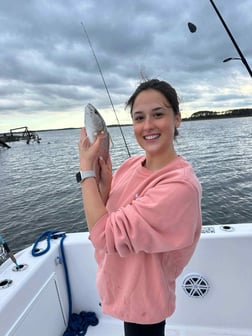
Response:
[1,224,252,336]
[86,319,252,336]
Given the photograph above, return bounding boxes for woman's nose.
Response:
[143,116,153,129]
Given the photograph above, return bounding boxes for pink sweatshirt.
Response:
[89,155,202,324]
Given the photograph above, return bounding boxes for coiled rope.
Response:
[32,230,99,335]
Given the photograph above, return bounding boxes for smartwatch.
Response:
[76,170,96,183]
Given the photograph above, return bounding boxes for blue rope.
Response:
[63,311,99,336]
[32,230,99,335]
[31,230,63,257]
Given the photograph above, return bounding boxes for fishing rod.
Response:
[209,0,252,78]
[0,234,20,269]
[81,21,131,157]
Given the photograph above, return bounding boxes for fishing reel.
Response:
[0,243,8,265]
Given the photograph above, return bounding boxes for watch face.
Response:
[76,172,81,183]
[76,170,95,183]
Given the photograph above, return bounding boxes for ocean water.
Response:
[0,117,251,252]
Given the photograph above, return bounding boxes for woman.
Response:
[78,79,202,336]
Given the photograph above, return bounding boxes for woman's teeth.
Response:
[144,134,159,140]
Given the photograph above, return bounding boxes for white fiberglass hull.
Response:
[0,223,252,336]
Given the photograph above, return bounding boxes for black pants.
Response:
[124,320,166,336]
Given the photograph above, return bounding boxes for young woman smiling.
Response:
[130,88,181,171]
[78,79,202,336]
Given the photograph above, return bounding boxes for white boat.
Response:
[0,223,252,336]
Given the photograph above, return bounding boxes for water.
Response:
[0,117,251,252]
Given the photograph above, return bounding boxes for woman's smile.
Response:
[143,133,160,141]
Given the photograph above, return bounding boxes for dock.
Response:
[0,139,11,149]
[0,127,41,146]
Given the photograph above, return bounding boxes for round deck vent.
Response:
[220,225,235,232]
[12,264,28,272]
[0,279,13,289]
[182,273,210,298]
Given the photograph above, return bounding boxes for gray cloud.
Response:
[0,0,251,130]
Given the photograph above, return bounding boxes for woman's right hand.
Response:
[78,127,104,171]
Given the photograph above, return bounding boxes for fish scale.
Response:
[84,103,110,181]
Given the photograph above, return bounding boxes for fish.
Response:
[84,103,110,181]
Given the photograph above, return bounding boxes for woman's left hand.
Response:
[98,155,112,204]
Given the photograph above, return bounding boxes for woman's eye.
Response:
[153,112,163,118]
[133,115,144,122]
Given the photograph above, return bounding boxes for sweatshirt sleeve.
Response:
[89,178,202,257]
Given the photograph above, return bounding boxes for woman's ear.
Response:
[175,112,182,129]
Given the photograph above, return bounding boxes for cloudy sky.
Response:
[0,0,251,132]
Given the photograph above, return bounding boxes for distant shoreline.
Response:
[183,108,252,121]
[1,110,251,135]
[37,113,251,132]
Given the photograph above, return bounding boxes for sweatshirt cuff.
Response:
[89,213,109,250]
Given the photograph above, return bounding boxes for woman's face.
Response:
[131,89,181,159]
